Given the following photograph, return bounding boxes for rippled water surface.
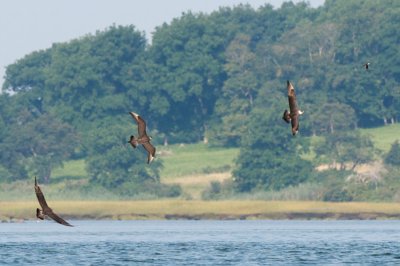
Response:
[1,220,400,265]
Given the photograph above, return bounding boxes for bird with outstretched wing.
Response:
[282,80,304,136]
[128,112,156,164]
[34,176,73,227]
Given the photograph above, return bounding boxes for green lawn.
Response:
[52,159,87,180]
[51,143,239,181]
[37,124,398,199]
[360,124,400,152]
[158,143,239,178]
[51,124,398,180]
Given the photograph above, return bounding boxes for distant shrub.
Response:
[385,140,400,166]
[202,165,231,174]
[322,187,353,202]
[202,180,235,200]
[116,180,182,199]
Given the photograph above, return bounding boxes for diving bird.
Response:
[128,112,156,164]
[282,80,304,136]
[34,176,73,227]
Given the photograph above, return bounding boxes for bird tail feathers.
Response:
[36,208,44,220]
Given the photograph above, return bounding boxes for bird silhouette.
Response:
[282,80,304,136]
[128,112,156,164]
[34,176,73,227]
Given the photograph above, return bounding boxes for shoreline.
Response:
[2,200,400,221]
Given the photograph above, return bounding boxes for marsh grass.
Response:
[3,200,400,220]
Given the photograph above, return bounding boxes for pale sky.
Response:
[0,0,325,89]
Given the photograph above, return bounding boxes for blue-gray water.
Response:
[2,220,400,265]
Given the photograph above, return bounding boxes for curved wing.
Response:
[129,112,148,138]
[34,177,49,209]
[287,80,296,96]
[47,210,73,227]
[142,142,156,164]
[282,110,291,123]
[287,81,298,114]
[291,116,299,136]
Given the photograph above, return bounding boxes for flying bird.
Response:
[282,80,304,136]
[34,176,73,227]
[363,62,370,70]
[128,112,156,164]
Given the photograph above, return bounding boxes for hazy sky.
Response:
[0,0,325,88]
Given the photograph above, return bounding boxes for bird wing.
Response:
[288,95,298,115]
[287,80,295,93]
[142,142,156,164]
[47,210,73,227]
[282,110,291,123]
[130,112,148,138]
[287,80,298,114]
[291,116,299,135]
[34,178,49,209]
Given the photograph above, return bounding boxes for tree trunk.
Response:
[350,160,360,171]
[329,118,334,134]
[43,168,51,184]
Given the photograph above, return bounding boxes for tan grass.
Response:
[3,200,400,220]
[162,172,231,185]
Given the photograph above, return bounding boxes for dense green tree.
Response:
[0,110,78,182]
[84,123,163,194]
[385,141,400,166]
[233,105,313,192]
[314,130,377,171]
[210,34,258,146]
[2,49,51,93]
[309,102,356,135]
[1,0,399,193]
[149,12,228,143]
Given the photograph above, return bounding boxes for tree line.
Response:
[1,0,399,197]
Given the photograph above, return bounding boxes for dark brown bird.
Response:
[128,112,156,164]
[34,176,73,227]
[364,62,370,70]
[282,80,304,136]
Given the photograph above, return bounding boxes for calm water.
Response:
[1,220,400,265]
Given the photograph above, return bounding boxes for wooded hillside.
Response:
[1,0,399,198]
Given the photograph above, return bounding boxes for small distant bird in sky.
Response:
[128,112,156,164]
[282,80,304,136]
[364,62,370,70]
[34,176,73,227]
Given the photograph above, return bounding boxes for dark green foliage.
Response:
[148,12,228,142]
[84,123,160,188]
[233,106,313,192]
[314,170,354,202]
[202,181,222,200]
[209,34,258,146]
[83,122,178,197]
[385,141,400,166]
[314,130,377,171]
[0,108,78,182]
[1,1,399,198]
[323,185,354,202]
